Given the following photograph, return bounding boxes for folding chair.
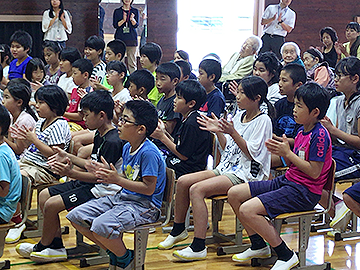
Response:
[0,176,32,269]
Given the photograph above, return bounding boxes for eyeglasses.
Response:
[108,70,119,76]
[334,73,350,81]
[118,116,138,126]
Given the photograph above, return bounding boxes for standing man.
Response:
[259,0,296,60]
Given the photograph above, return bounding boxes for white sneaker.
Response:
[232,246,271,262]
[172,246,207,261]
[30,247,67,263]
[15,242,35,258]
[330,201,351,231]
[270,251,299,270]
[6,224,26,244]
[157,230,188,250]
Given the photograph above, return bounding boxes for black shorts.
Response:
[48,180,96,211]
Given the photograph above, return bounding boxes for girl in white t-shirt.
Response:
[2,80,37,156]
[158,76,274,261]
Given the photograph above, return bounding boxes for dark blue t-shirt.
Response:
[199,88,226,118]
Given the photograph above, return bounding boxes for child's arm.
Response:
[197,113,227,149]
[96,160,156,196]
[164,119,178,136]
[321,116,360,149]
[63,111,84,121]
[3,136,28,156]
[151,120,188,160]
[265,135,324,179]
[272,134,295,147]
[0,181,10,198]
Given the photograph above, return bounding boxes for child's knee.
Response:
[39,188,50,209]
[43,195,65,215]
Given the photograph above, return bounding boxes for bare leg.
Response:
[189,176,233,239]
[173,170,216,223]
[344,193,360,217]
[93,233,127,257]
[70,221,107,250]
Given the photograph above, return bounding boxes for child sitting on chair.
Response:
[228,82,332,270]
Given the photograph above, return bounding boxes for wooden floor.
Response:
[2,183,360,270]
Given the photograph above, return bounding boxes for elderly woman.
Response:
[280,41,304,66]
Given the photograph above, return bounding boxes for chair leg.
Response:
[134,228,149,270]
[298,216,311,267]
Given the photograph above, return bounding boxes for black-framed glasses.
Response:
[119,116,138,126]
[334,73,350,81]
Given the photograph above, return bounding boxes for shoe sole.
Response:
[157,235,188,250]
[30,254,67,263]
[172,251,206,261]
[232,253,271,262]
[330,209,351,229]
[15,246,32,258]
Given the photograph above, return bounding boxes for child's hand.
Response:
[31,81,43,92]
[49,157,72,176]
[8,124,23,140]
[85,156,110,174]
[95,163,121,185]
[47,146,68,166]
[77,87,88,99]
[265,134,290,157]
[228,80,238,97]
[320,116,334,133]
[218,117,235,135]
[197,113,221,133]
[114,100,125,117]
[89,78,102,90]
[150,120,166,140]
[271,13,277,21]
[16,125,36,143]
[334,41,346,55]
[277,12,282,22]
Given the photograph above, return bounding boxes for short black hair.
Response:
[8,77,30,88]
[295,82,330,119]
[254,52,281,85]
[85,35,105,55]
[106,60,127,75]
[72,58,93,76]
[60,47,82,64]
[25,58,46,82]
[281,63,307,85]
[0,105,10,136]
[43,40,61,54]
[199,59,222,83]
[175,79,207,110]
[175,50,189,61]
[156,62,181,81]
[140,42,162,65]
[335,56,360,90]
[346,22,360,32]
[107,39,126,60]
[128,69,155,94]
[10,30,33,54]
[175,60,191,78]
[124,100,158,137]
[80,90,114,120]
[0,44,12,65]
[320,27,338,43]
[35,85,68,116]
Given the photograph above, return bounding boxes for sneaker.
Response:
[232,246,271,262]
[16,242,35,258]
[115,258,134,270]
[330,201,352,231]
[270,251,299,270]
[5,224,26,244]
[29,247,67,263]
[157,230,188,250]
[327,229,342,237]
[172,246,207,261]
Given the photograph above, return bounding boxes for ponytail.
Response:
[25,105,38,122]
[263,98,275,120]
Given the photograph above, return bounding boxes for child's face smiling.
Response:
[84,47,101,62]
[32,67,45,83]
[10,41,28,60]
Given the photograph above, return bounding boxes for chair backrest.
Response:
[322,159,336,214]
[159,168,176,226]
[18,176,32,228]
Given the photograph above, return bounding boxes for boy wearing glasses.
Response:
[66,100,166,270]
[16,90,125,263]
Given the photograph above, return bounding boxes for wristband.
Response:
[278,20,283,24]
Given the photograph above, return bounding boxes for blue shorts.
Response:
[249,175,321,219]
[66,193,160,239]
[344,182,360,204]
[333,145,360,181]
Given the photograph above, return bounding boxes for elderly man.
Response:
[219,35,262,83]
[259,0,296,59]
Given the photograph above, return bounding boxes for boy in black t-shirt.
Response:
[16,90,125,263]
[155,62,182,149]
[152,79,212,178]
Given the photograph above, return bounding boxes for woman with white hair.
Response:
[280,41,304,66]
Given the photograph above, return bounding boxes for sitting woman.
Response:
[319,27,339,68]
[280,42,304,67]
[335,22,360,60]
[303,48,335,94]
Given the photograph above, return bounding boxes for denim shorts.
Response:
[67,193,160,239]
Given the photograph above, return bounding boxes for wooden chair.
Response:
[73,168,176,269]
[0,175,32,269]
[253,159,336,269]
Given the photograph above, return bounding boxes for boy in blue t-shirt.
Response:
[8,30,33,81]
[0,104,21,254]
[198,59,225,118]
[67,100,166,270]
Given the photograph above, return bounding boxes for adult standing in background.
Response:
[42,0,72,49]
[98,0,105,39]
[113,0,139,74]
[259,0,296,60]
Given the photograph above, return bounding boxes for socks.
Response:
[106,249,117,266]
[33,237,64,252]
[170,222,185,237]
[11,214,22,224]
[33,241,49,252]
[116,249,134,268]
[189,237,205,252]
[273,241,293,261]
[249,234,267,250]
